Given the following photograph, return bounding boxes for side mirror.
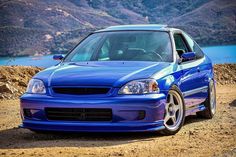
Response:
[53,54,64,60]
[180,52,196,61]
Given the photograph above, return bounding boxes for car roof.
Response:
[95,24,178,32]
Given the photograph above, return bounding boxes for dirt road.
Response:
[0,85,235,157]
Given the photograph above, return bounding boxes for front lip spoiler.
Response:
[19,120,165,132]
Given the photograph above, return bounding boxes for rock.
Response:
[0,75,7,79]
[18,81,27,87]
[12,78,19,82]
[0,83,13,94]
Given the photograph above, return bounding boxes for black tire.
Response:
[197,80,216,119]
[160,86,185,135]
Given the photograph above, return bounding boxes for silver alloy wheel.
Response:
[210,80,216,114]
[164,90,184,131]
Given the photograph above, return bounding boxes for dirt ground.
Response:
[0,85,235,157]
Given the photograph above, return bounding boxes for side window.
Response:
[174,34,189,57]
[183,33,204,59]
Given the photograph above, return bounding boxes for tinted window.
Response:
[174,34,189,57]
[183,33,204,59]
[65,31,173,62]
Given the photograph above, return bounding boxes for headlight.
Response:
[26,79,46,94]
[118,79,159,95]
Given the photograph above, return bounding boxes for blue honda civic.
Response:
[20,25,216,135]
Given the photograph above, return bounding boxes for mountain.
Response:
[0,0,235,57]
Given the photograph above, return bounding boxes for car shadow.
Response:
[0,115,210,150]
[0,127,162,149]
[229,99,236,107]
[184,115,207,125]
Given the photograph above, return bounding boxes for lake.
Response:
[0,45,235,68]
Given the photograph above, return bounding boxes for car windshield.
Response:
[64,31,173,62]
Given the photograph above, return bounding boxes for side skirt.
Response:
[183,86,208,97]
[185,104,206,116]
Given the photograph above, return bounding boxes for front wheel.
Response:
[161,86,185,135]
[197,80,216,119]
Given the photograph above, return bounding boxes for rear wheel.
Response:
[197,80,216,119]
[161,86,185,135]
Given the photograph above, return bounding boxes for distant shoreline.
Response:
[201,44,236,48]
[0,44,235,58]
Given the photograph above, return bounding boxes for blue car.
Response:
[20,25,216,135]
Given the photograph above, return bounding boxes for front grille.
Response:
[45,108,112,121]
[52,87,110,95]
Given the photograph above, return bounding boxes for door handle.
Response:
[197,67,200,72]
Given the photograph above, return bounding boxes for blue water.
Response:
[202,45,236,64]
[0,45,235,68]
[0,55,60,68]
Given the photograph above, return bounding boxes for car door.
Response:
[182,32,210,91]
[173,32,207,109]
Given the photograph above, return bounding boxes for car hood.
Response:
[35,61,171,87]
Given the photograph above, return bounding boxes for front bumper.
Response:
[20,93,166,132]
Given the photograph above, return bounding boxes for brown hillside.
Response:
[0,0,236,56]
[0,66,42,99]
